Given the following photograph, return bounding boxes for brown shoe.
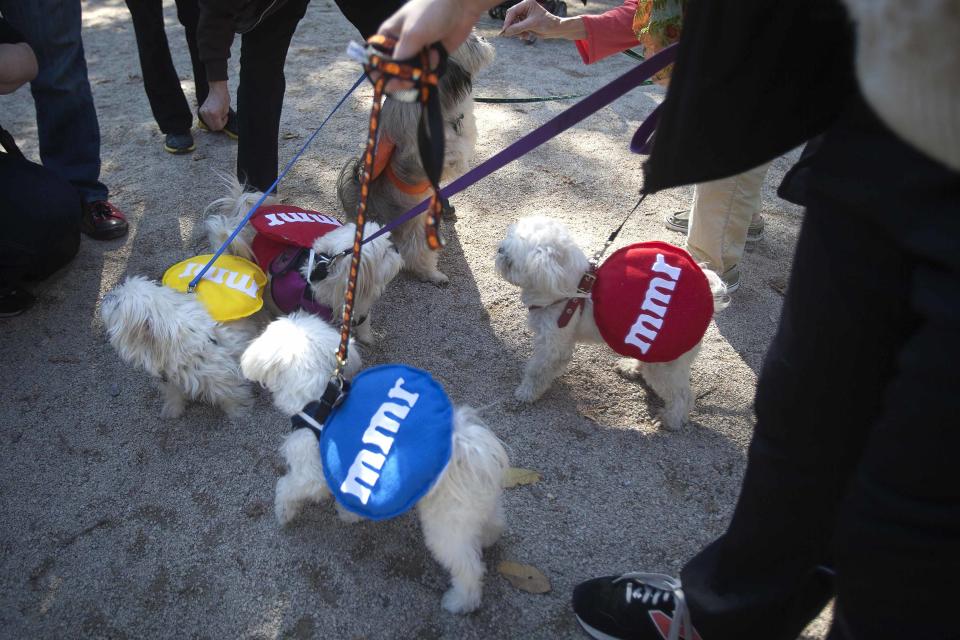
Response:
[81,200,128,240]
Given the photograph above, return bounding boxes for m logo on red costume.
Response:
[592,242,713,363]
[249,204,342,269]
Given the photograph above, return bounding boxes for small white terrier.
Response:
[241,312,509,614]
[100,276,257,418]
[495,216,728,430]
[300,223,403,345]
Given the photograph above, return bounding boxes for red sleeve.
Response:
[574,0,641,65]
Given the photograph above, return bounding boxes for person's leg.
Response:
[574,93,933,640]
[810,97,960,640]
[686,162,770,278]
[0,152,81,293]
[235,0,310,191]
[173,0,208,107]
[124,0,193,134]
[0,0,108,202]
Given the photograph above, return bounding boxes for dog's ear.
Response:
[527,245,569,295]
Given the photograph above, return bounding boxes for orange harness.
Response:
[372,133,432,195]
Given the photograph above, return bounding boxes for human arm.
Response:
[196,0,238,131]
[501,0,587,41]
[502,0,640,64]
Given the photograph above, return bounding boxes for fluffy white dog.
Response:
[300,222,403,345]
[338,32,495,284]
[495,216,728,431]
[204,176,402,341]
[101,276,257,418]
[241,312,509,614]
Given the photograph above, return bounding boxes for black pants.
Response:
[235,0,406,191]
[0,131,80,286]
[234,0,311,191]
[680,94,960,639]
[125,0,207,135]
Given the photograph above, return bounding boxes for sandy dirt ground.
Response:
[0,1,831,638]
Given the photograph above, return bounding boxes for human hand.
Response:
[199,81,230,131]
[378,0,499,61]
[0,42,38,95]
[502,0,586,41]
[502,0,559,39]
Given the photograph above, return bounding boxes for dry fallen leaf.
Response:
[497,561,551,594]
[503,467,542,488]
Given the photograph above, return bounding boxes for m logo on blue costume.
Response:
[321,365,453,521]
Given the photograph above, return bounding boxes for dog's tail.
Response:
[701,266,731,314]
[203,171,275,261]
[435,406,509,506]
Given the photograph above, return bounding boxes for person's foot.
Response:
[572,573,701,640]
[664,210,765,243]
[81,200,128,240]
[163,131,196,154]
[197,108,239,140]
[0,285,36,317]
[720,264,741,293]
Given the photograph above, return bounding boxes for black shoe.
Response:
[198,108,239,141]
[80,200,129,241]
[572,573,701,640]
[163,131,196,154]
[0,285,36,317]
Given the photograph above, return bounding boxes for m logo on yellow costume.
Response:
[163,254,267,321]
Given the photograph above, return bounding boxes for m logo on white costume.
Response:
[178,263,259,299]
[624,253,683,354]
[340,378,420,504]
[264,211,340,227]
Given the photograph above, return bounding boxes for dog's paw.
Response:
[442,586,482,615]
[513,381,541,403]
[336,503,364,524]
[275,497,299,526]
[654,408,687,432]
[160,400,185,419]
[417,270,449,286]
[614,358,644,381]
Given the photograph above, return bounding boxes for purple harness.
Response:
[268,247,333,321]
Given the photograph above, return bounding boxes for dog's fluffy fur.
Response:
[203,172,278,264]
[301,222,403,345]
[338,33,495,284]
[203,175,402,338]
[241,311,509,614]
[495,216,729,430]
[101,276,257,418]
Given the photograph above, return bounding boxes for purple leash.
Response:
[362,43,677,245]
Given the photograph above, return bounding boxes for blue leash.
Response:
[188,73,366,291]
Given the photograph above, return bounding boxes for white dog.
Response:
[338,32,496,284]
[204,176,402,341]
[101,276,257,418]
[300,222,403,345]
[495,216,728,430]
[241,312,509,614]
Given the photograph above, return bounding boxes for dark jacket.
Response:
[198,0,291,81]
[643,0,855,194]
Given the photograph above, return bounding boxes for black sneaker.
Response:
[197,108,239,141]
[572,573,701,640]
[164,131,196,154]
[0,285,36,317]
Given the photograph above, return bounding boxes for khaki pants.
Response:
[687,162,771,273]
